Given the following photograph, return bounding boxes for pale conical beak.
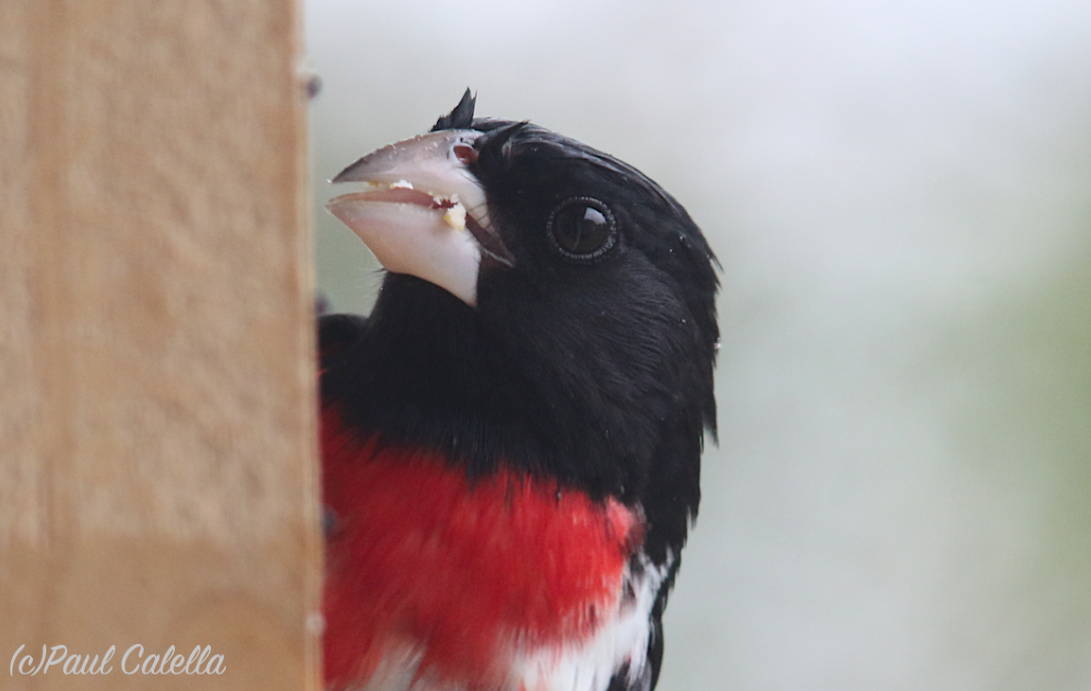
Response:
[327,129,508,307]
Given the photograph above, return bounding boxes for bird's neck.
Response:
[323,275,541,477]
[323,274,650,499]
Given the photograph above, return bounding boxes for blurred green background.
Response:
[306,0,1091,688]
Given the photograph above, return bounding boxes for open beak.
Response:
[327,129,512,307]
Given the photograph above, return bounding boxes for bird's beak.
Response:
[327,129,512,307]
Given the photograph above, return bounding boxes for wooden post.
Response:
[0,1,319,690]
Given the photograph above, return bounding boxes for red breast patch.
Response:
[321,406,643,690]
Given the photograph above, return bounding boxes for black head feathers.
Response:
[432,89,477,131]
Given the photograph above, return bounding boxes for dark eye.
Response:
[547,197,617,260]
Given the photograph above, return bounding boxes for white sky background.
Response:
[305,1,1091,689]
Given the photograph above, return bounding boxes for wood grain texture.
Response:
[0,1,319,689]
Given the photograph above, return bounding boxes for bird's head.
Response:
[326,90,719,498]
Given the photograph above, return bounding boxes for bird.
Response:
[319,90,719,691]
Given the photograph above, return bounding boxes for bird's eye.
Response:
[546,197,617,261]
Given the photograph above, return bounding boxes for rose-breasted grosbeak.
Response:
[320,91,718,691]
